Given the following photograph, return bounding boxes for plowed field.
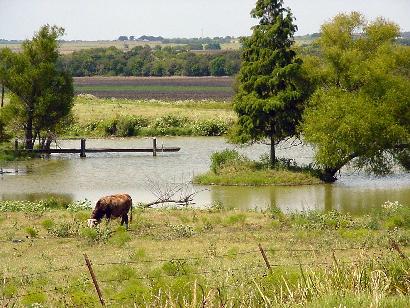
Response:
[74,76,235,100]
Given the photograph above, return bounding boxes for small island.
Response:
[194,149,322,186]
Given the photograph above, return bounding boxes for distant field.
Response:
[0,40,241,54]
[74,76,235,100]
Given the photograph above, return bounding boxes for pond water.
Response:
[0,137,409,214]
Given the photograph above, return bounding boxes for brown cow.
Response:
[87,194,132,229]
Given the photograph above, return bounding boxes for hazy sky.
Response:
[1,0,409,40]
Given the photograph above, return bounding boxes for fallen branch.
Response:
[142,188,209,208]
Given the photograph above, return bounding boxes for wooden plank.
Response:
[25,147,180,154]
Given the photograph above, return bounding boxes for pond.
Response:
[1,137,409,214]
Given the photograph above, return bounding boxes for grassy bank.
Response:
[0,199,409,307]
[66,96,235,137]
[194,149,322,186]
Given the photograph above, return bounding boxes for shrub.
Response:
[67,199,92,212]
[193,119,228,136]
[25,226,38,238]
[80,225,112,244]
[50,222,79,238]
[153,115,189,131]
[169,224,195,238]
[108,226,131,247]
[116,116,149,137]
[210,149,244,174]
[41,219,54,231]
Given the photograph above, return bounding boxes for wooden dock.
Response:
[16,138,180,157]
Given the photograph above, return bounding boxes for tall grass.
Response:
[1,201,409,307]
[66,114,230,137]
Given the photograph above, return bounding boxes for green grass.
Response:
[195,168,322,186]
[194,149,322,186]
[63,97,235,138]
[75,85,233,92]
[0,199,409,307]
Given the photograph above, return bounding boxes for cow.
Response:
[87,194,133,229]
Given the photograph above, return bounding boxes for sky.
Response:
[1,0,410,40]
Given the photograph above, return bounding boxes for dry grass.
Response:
[72,96,235,125]
[1,202,409,307]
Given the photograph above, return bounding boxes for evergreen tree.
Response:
[232,0,307,167]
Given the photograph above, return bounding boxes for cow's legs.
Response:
[105,207,112,224]
[121,214,129,229]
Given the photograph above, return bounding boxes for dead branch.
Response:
[142,175,208,208]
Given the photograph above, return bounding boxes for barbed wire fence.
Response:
[1,240,407,306]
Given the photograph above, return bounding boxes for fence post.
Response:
[258,244,272,273]
[84,254,105,306]
[80,138,86,158]
[152,137,157,157]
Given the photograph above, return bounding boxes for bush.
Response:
[153,115,188,131]
[193,119,228,136]
[25,226,38,238]
[41,219,55,231]
[210,149,244,174]
[116,116,149,137]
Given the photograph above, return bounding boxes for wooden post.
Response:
[14,139,18,154]
[84,254,105,306]
[152,137,157,157]
[258,243,272,273]
[1,84,4,108]
[80,138,86,158]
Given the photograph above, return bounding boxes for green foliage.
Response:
[210,149,244,173]
[67,113,231,138]
[197,149,321,185]
[0,110,10,142]
[233,0,309,166]
[24,226,38,238]
[0,25,74,150]
[21,292,47,306]
[192,119,228,136]
[302,13,410,179]
[41,219,54,231]
[59,45,241,77]
[80,226,112,244]
[226,213,247,225]
[49,222,79,238]
[108,226,131,247]
[169,224,195,238]
[0,199,65,213]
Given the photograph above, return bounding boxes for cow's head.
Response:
[87,219,98,228]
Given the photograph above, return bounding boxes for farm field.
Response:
[74,76,235,101]
[0,40,241,54]
[0,200,409,307]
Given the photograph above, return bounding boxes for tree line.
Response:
[58,46,241,77]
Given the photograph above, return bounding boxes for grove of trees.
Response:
[59,46,241,77]
[231,1,409,181]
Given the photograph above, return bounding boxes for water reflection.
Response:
[0,137,409,213]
